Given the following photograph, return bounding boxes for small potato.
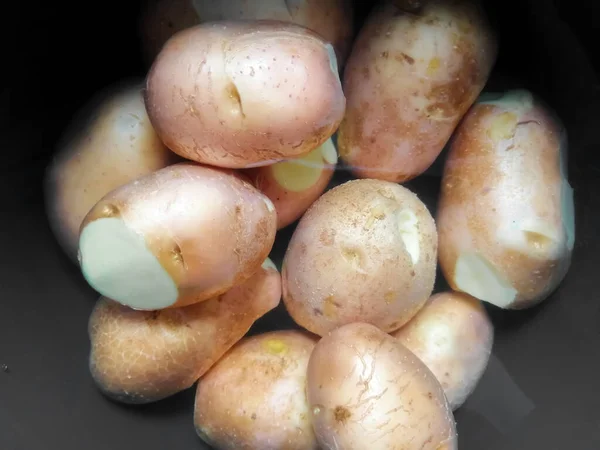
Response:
[244,138,337,229]
[78,162,277,311]
[44,80,178,262]
[194,330,319,450]
[89,259,281,404]
[437,90,575,309]
[145,21,346,169]
[337,0,497,182]
[391,291,494,410]
[282,179,437,336]
[307,322,457,450]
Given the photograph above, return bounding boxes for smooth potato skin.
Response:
[338,0,497,182]
[145,21,345,169]
[307,323,457,450]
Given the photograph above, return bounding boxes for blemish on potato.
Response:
[264,339,288,355]
[333,405,352,424]
[100,203,120,218]
[524,231,554,250]
[323,295,341,318]
[384,292,395,305]
[340,246,364,271]
[427,57,441,76]
[364,205,387,230]
[488,112,518,141]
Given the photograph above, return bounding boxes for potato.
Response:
[88,259,281,404]
[282,179,437,336]
[194,330,319,450]
[391,291,494,410]
[44,80,178,262]
[307,322,457,449]
[244,138,337,229]
[145,21,346,169]
[437,89,575,309]
[337,0,497,182]
[78,162,277,311]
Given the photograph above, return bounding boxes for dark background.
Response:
[1,0,600,449]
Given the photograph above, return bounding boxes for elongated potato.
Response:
[244,138,337,229]
[145,21,346,169]
[337,0,497,182]
[437,90,575,309]
[391,291,494,410]
[194,330,319,450]
[282,179,437,336]
[44,81,178,262]
[78,162,277,311]
[307,323,457,449]
[89,259,281,404]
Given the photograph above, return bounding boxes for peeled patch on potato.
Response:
[194,330,319,450]
[282,179,437,336]
[88,260,281,404]
[392,291,494,410]
[78,163,277,311]
[307,323,457,450]
[145,21,346,169]
[437,89,575,309]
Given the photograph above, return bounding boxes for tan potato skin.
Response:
[81,162,277,308]
[337,0,497,182]
[88,264,281,404]
[437,92,574,309]
[391,291,494,410]
[145,21,346,169]
[307,323,457,450]
[194,330,319,450]
[44,81,179,262]
[282,179,437,336]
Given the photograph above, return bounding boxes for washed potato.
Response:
[88,259,281,404]
[338,0,497,182]
[44,80,178,262]
[282,179,437,336]
[437,89,575,309]
[392,291,494,410]
[78,162,277,311]
[194,330,319,450]
[307,322,457,449]
[145,21,346,169]
[244,138,337,229]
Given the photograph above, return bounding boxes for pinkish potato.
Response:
[282,179,437,336]
[78,162,277,311]
[391,291,494,410]
[337,0,497,182]
[307,322,457,450]
[194,330,319,449]
[437,90,575,309]
[44,80,179,262]
[145,21,346,169]
[88,259,281,404]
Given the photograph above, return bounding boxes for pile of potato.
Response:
[43,0,575,448]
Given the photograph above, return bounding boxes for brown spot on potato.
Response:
[524,231,554,250]
[323,295,341,318]
[397,52,415,64]
[333,405,351,424]
[340,246,364,271]
[225,82,245,118]
[100,203,120,218]
[384,292,395,304]
[319,229,336,246]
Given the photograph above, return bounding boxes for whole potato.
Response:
[337,0,497,182]
[78,162,277,311]
[194,330,319,450]
[145,21,346,169]
[437,89,575,309]
[307,322,457,450]
[282,179,437,336]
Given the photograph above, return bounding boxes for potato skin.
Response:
[282,179,437,336]
[194,330,319,450]
[145,21,345,169]
[307,323,457,450]
[337,0,497,182]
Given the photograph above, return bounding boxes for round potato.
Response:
[78,162,277,311]
[307,322,457,450]
[145,21,346,169]
[282,179,437,336]
[437,89,575,309]
[89,259,281,404]
[391,291,494,410]
[337,0,497,182]
[194,330,319,450]
[244,138,337,229]
[44,80,178,262]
